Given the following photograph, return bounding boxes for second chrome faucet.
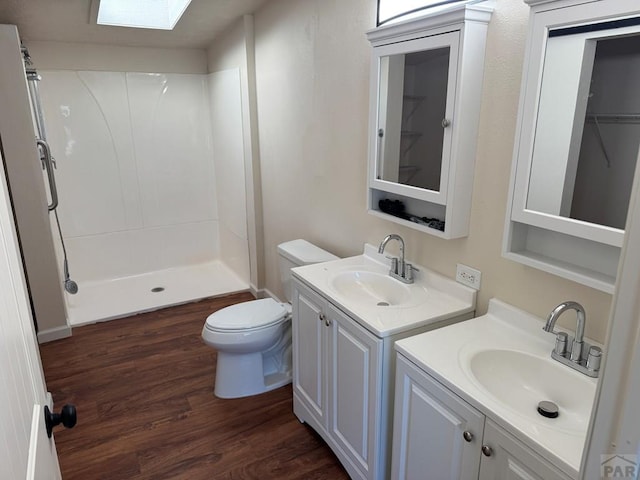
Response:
[543,301,602,377]
[378,234,416,284]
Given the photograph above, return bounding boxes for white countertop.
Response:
[292,244,476,337]
[395,298,598,477]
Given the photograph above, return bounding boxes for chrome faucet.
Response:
[377,234,416,284]
[543,301,602,377]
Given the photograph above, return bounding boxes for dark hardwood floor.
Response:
[39,293,349,480]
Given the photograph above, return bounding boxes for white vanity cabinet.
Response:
[292,275,474,480]
[290,248,476,480]
[366,3,493,239]
[392,354,573,480]
[293,279,383,480]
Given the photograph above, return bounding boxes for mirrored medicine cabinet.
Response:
[504,0,640,293]
[366,2,493,239]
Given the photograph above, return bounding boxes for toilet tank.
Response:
[277,239,338,303]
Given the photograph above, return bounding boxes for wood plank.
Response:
[40,293,348,479]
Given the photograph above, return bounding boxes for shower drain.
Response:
[151,287,165,293]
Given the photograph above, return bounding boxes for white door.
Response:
[0,143,62,479]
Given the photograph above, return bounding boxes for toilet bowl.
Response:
[201,239,338,399]
[202,298,292,398]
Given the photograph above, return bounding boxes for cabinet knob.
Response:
[481,445,493,457]
[462,431,474,442]
[441,118,451,128]
[319,313,325,323]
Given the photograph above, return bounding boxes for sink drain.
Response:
[151,287,165,293]
[377,301,390,307]
[537,400,559,419]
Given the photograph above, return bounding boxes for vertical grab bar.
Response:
[36,139,58,211]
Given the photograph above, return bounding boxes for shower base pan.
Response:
[65,261,248,326]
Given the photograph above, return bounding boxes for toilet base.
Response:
[213,351,292,399]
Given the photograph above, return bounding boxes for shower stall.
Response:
[19,47,252,327]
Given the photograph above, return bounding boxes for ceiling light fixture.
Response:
[97,0,192,30]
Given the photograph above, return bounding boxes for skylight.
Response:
[97,0,192,30]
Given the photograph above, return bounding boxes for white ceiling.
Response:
[0,0,270,49]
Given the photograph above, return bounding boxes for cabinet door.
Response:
[478,419,573,480]
[292,281,328,428]
[327,304,383,480]
[391,355,484,480]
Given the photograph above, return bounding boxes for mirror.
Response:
[525,26,640,230]
[375,44,453,193]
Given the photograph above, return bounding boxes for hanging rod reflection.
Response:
[585,113,640,124]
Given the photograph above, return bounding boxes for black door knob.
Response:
[44,404,77,438]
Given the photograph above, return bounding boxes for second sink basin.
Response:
[467,349,594,434]
[329,269,428,307]
[394,299,598,474]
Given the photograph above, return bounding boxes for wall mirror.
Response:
[504,0,640,293]
[374,32,457,199]
[526,25,640,231]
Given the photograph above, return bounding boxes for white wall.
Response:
[250,0,614,342]
[38,70,219,282]
[0,26,68,338]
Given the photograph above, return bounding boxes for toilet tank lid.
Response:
[277,239,338,265]
[205,298,288,331]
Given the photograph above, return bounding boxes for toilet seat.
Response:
[205,298,289,333]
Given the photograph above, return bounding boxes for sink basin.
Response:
[329,270,412,306]
[292,247,476,337]
[468,349,594,433]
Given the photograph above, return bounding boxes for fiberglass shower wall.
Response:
[38,71,248,284]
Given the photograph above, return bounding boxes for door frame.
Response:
[581,149,640,476]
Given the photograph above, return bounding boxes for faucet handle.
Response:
[587,346,602,372]
[554,332,568,356]
[404,263,418,282]
[386,256,399,274]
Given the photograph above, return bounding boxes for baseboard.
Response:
[38,325,72,344]
[45,391,54,409]
[261,288,283,303]
[249,284,261,298]
[250,285,279,302]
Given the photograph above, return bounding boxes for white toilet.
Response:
[201,239,338,399]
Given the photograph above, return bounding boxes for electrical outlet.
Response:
[456,264,481,290]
